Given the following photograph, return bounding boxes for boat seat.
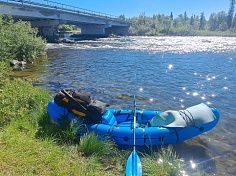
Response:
[148,103,216,127]
[148,111,174,127]
[101,110,117,125]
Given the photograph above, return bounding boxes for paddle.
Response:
[125,95,142,176]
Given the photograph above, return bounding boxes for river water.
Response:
[38,36,235,175]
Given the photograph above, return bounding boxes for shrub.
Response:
[0,78,50,127]
[0,15,46,63]
[0,61,11,85]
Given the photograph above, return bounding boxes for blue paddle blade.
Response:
[125,150,142,176]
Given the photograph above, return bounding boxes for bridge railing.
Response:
[1,0,128,24]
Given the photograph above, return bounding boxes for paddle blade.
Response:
[125,150,142,176]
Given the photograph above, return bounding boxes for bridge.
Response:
[0,0,129,41]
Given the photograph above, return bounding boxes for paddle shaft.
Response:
[133,95,137,149]
[125,95,142,176]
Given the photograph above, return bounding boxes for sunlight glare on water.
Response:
[47,36,236,54]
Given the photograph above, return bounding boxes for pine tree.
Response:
[184,11,187,21]
[208,13,217,31]
[199,12,206,30]
[227,0,235,29]
[170,12,173,20]
[190,15,194,26]
[232,13,236,28]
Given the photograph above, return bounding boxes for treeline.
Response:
[124,0,236,36]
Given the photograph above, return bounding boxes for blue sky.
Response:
[41,0,230,19]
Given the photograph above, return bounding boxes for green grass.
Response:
[0,122,106,175]
[142,146,182,176]
[79,133,116,157]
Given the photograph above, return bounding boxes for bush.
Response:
[0,15,46,63]
[0,61,11,84]
[0,78,50,127]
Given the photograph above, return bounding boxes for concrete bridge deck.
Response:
[0,0,129,41]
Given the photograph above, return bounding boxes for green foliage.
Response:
[0,15,46,62]
[227,0,235,28]
[0,61,11,84]
[58,24,74,32]
[58,24,80,32]
[0,77,50,127]
[199,12,206,30]
[142,146,182,176]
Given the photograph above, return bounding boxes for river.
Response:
[37,36,235,175]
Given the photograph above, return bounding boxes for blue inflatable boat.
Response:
[48,101,220,146]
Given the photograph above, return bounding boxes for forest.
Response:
[124,0,236,36]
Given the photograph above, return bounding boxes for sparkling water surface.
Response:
[40,36,235,175]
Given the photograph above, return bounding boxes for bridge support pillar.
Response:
[31,20,59,42]
[105,26,129,36]
[80,24,106,35]
[37,26,58,42]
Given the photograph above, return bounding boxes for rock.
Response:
[61,38,76,43]
[10,60,19,67]
[10,60,27,70]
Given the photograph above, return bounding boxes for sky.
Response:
[40,0,230,19]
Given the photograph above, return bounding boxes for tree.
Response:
[170,12,173,20]
[138,12,146,25]
[208,13,218,30]
[227,0,235,29]
[184,11,187,21]
[190,15,194,26]
[199,12,206,30]
[232,13,236,28]
[119,14,125,21]
[218,11,228,31]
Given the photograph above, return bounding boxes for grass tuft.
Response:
[79,133,117,157]
[142,146,182,176]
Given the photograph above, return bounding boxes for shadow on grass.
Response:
[35,112,80,145]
